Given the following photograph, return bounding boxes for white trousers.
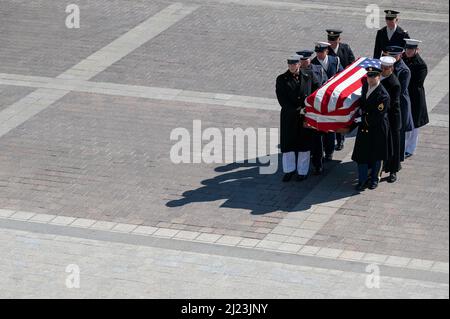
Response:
[405,128,419,155]
[282,151,311,175]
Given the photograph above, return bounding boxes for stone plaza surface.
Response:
[0,0,448,298]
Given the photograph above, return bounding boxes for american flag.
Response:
[305,57,381,132]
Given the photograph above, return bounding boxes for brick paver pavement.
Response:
[0,0,448,298]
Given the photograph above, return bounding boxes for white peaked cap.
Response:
[380,56,396,66]
[287,54,302,62]
[315,41,331,47]
[405,39,422,45]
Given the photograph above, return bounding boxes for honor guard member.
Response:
[373,10,410,59]
[327,29,356,69]
[311,41,344,80]
[276,54,319,182]
[297,50,327,86]
[297,50,326,175]
[384,45,414,162]
[380,56,402,183]
[326,29,356,151]
[404,39,429,157]
[350,66,391,191]
[311,42,344,162]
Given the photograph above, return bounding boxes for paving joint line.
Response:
[0,209,448,275]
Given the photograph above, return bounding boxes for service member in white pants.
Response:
[404,39,429,158]
[276,54,320,182]
[405,128,419,155]
[282,151,311,177]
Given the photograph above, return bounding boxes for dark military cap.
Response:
[383,46,404,56]
[326,29,343,40]
[296,50,314,60]
[365,66,382,77]
[385,10,400,19]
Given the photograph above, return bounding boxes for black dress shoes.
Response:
[296,174,308,182]
[335,143,344,151]
[282,172,295,182]
[355,183,365,191]
[325,154,333,162]
[387,173,397,183]
[369,181,379,190]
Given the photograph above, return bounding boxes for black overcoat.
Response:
[404,53,429,128]
[352,83,392,164]
[276,69,320,153]
[328,42,356,69]
[394,59,414,132]
[381,73,402,131]
[381,73,402,173]
[373,26,410,59]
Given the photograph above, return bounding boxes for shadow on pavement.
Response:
[166,154,362,215]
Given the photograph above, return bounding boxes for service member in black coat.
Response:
[384,46,414,162]
[327,29,356,151]
[373,10,410,59]
[311,42,344,164]
[404,39,429,157]
[327,29,356,69]
[276,54,320,182]
[380,56,402,183]
[348,66,391,191]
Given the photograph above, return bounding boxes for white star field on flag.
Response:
[358,58,382,68]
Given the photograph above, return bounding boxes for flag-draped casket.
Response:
[305,57,382,132]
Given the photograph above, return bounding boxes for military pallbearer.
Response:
[276,54,320,182]
[326,29,356,151]
[311,41,344,165]
[373,10,410,59]
[349,66,392,191]
[384,45,414,161]
[404,39,429,157]
[380,56,402,183]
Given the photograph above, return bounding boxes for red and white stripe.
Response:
[305,57,367,132]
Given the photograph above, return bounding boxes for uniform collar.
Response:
[367,81,380,98]
[330,43,339,53]
[318,55,329,66]
[380,73,392,81]
[405,53,419,62]
[289,70,300,78]
[387,24,398,33]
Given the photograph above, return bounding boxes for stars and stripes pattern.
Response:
[305,57,381,132]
